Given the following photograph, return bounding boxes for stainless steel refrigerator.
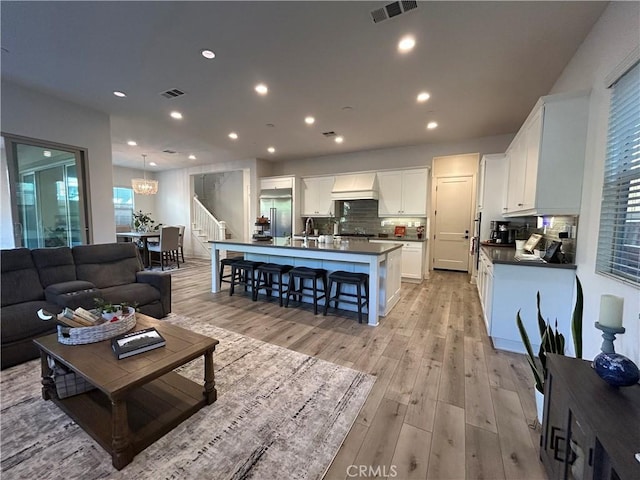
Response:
[259,188,293,238]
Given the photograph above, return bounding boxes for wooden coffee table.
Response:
[33,313,219,470]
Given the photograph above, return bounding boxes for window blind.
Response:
[596,61,640,287]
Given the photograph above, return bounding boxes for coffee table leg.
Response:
[111,398,133,470]
[40,352,55,401]
[203,348,217,404]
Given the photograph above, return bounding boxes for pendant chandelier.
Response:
[131,154,158,195]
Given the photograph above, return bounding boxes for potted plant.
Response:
[516,276,583,422]
[132,210,159,233]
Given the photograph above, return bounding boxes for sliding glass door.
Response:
[4,135,90,248]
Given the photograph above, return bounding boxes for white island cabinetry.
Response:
[209,238,402,326]
[369,239,425,281]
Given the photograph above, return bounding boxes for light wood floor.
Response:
[170,258,547,480]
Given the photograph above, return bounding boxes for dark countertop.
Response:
[480,245,577,270]
[211,238,403,256]
[368,236,427,243]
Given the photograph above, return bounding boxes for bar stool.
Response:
[253,263,293,306]
[285,267,328,315]
[323,271,369,323]
[219,256,243,290]
[229,260,263,299]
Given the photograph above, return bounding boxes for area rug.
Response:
[0,314,375,479]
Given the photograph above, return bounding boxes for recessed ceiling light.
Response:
[267,147,275,154]
[127,140,137,146]
[427,121,438,129]
[304,116,315,125]
[149,162,157,166]
[417,92,430,102]
[229,132,238,140]
[113,91,127,97]
[201,49,216,59]
[170,111,183,119]
[398,35,416,53]
[188,154,196,160]
[43,150,52,157]
[335,136,344,144]
[255,83,268,95]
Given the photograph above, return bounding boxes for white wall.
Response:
[1,81,114,244]
[270,134,513,177]
[156,159,258,258]
[549,2,640,364]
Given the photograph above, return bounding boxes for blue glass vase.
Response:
[592,352,640,387]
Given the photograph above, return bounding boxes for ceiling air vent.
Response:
[162,149,176,154]
[385,2,402,19]
[402,1,418,13]
[160,88,185,99]
[322,131,337,138]
[370,8,387,23]
[370,1,418,24]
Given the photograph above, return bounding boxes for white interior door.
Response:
[433,176,474,271]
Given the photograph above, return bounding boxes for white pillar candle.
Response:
[599,294,624,328]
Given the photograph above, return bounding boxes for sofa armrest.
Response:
[136,271,171,315]
[44,280,101,310]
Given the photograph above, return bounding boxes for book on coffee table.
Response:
[111,327,166,359]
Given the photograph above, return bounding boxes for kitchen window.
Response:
[596,60,640,287]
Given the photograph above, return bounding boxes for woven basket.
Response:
[57,308,136,345]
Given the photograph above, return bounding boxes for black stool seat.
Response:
[285,267,328,315]
[254,263,293,306]
[323,271,369,323]
[219,256,243,289]
[230,260,264,299]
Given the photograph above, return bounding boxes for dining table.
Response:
[116,231,160,267]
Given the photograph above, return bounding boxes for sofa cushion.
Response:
[100,283,161,307]
[31,246,77,287]
[1,248,45,306]
[0,300,61,343]
[73,243,143,289]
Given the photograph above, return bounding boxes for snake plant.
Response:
[516,276,583,393]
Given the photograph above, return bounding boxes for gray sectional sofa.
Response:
[1,242,171,369]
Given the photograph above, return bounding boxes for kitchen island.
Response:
[209,238,403,326]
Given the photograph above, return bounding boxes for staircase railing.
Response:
[192,195,226,243]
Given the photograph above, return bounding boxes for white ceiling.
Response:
[1,1,607,171]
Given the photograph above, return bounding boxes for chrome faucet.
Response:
[305,217,315,237]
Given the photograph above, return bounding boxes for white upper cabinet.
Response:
[504,92,589,216]
[260,176,293,190]
[301,176,335,216]
[377,168,428,216]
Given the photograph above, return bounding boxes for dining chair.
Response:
[176,225,185,262]
[147,226,180,270]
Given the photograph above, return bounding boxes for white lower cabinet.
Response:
[477,251,577,354]
[370,239,425,281]
[477,250,493,334]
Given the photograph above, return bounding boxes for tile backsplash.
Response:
[305,200,426,237]
[506,215,579,262]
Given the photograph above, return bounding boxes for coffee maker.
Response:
[489,221,511,244]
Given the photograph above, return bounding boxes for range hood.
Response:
[330,173,379,200]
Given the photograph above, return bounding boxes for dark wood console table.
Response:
[541,354,640,480]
